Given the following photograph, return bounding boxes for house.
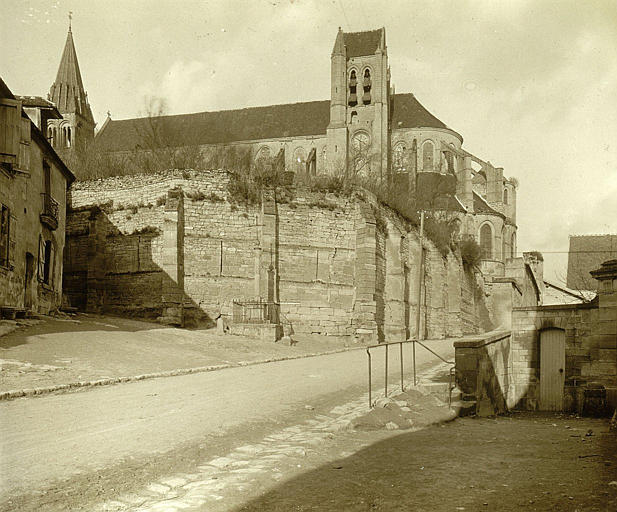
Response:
[0,77,75,316]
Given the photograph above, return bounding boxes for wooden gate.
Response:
[539,328,566,411]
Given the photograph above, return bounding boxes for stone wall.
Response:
[65,169,487,341]
[454,331,513,416]
[456,260,617,415]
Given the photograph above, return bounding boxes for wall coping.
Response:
[453,329,511,349]
[513,301,597,312]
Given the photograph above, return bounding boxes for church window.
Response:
[479,223,493,260]
[66,127,71,148]
[503,188,508,204]
[348,70,358,107]
[47,126,54,147]
[362,68,372,105]
[306,148,316,176]
[422,140,434,171]
[351,131,370,175]
[444,151,455,174]
[393,142,406,173]
[350,111,358,124]
[293,147,307,174]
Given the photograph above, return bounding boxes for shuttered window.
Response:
[0,98,22,166]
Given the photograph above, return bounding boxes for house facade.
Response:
[0,78,74,315]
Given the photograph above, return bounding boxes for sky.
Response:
[2,0,616,282]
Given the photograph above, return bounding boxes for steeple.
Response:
[48,17,94,124]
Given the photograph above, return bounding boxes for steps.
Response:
[419,381,477,417]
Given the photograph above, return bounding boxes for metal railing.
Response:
[40,193,59,229]
[366,337,456,409]
[232,299,279,324]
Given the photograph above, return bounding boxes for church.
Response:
[41,24,517,267]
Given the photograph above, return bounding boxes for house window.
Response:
[0,205,9,268]
[479,224,493,260]
[38,236,55,285]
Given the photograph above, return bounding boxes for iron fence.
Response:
[232,299,279,324]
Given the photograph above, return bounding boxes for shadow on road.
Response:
[233,413,617,512]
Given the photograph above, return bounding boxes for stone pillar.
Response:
[352,202,379,343]
[384,227,406,340]
[589,260,617,394]
[86,207,105,313]
[159,187,184,326]
[258,195,278,303]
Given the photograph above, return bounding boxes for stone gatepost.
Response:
[159,187,184,326]
[589,260,617,398]
[86,206,105,313]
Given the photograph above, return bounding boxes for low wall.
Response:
[454,331,513,416]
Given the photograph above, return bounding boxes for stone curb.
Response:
[0,346,364,402]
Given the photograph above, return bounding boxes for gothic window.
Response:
[422,140,434,171]
[348,70,358,107]
[293,147,307,174]
[255,146,271,166]
[351,131,370,175]
[362,68,372,105]
[47,126,54,148]
[479,223,493,260]
[503,188,509,204]
[393,142,406,173]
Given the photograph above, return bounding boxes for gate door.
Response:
[539,328,566,411]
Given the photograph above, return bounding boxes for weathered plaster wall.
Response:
[0,133,68,313]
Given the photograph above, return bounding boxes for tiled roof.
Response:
[473,191,504,217]
[96,93,454,152]
[16,96,57,109]
[344,29,384,58]
[48,28,94,123]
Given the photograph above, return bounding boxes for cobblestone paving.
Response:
[95,364,451,512]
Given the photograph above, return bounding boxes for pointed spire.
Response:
[48,18,94,123]
[332,27,345,56]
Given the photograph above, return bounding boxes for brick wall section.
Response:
[66,169,488,341]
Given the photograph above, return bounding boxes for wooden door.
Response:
[539,328,565,411]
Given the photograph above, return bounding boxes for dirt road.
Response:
[0,339,452,503]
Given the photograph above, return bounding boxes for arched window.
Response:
[393,142,406,173]
[293,147,306,174]
[47,126,54,147]
[66,126,71,148]
[503,188,509,204]
[362,68,372,105]
[511,232,516,258]
[351,131,370,175]
[350,110,358,124]
[422,140,434,171]
[348,70,358,107]
[479,223,493,259]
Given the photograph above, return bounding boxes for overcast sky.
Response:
[2,0,616,282]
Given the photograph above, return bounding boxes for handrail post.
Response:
[384,344,389,398]
[400,342,404,392]
[367,348,372,408]
[413,338,417,386]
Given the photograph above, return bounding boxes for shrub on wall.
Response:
[460,238,482,269]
